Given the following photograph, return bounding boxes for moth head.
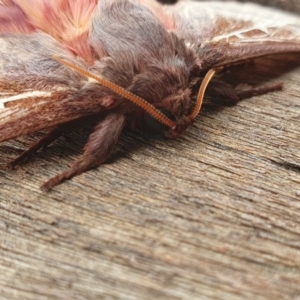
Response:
[53,56,216,138]
[129,65,194,133]
[123,39,203,136]
[141,68,217,137]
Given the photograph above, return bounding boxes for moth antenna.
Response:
[52,55,176,129]
[190,68,218,120]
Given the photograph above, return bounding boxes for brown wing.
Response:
[0,32,114,143]
[165,1,300,70]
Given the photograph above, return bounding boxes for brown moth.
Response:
[1,0,300,190]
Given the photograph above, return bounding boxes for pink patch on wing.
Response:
[2,0,98,63]
[0,2,35,33]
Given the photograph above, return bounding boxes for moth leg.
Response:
[41,113,126,191]
[207,80,240,103]
[9,116,100,168]
[235,82,283,100]
[9,127,63,168]
[208,79,283,103]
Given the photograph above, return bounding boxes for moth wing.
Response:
[0,33,112,143]
[167,1,300,70]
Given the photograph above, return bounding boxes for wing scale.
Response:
[165,1,300,70]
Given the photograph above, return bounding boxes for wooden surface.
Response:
[2,4,300,300]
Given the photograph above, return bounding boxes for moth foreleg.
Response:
[9,117,90,168]
[41,113,126,191]
[234,82,283,100]
[208,79,283,103]
[9,127,63,169]
[207,79,240,103]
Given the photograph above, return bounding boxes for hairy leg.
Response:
[42,113,126,191]
[208,79,283,103]
[9,127,63,168]
[235,82,283,100]
[9,116,99,168]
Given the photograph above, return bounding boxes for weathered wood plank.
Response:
[1,1,300,300]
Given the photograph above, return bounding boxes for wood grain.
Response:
[1,3,300,300]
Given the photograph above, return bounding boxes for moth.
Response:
[1,0,300,191]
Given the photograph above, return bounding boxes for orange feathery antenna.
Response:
[189,68,217,120]
[53,56,218,129]
[53,55,177,129]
